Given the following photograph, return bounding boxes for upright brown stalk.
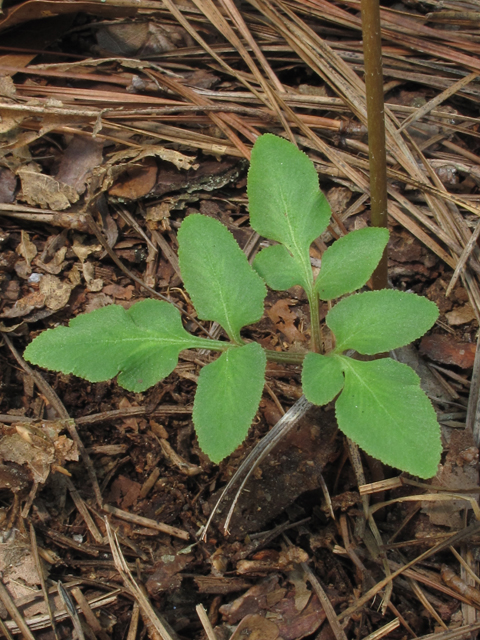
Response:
[361,0,388,290]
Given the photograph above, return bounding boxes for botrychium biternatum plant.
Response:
[25,134,441,478]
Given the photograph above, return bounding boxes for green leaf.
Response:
[193,342,266,463]
[248,134,331,292]
[335,357,441,478]
[178,214,267,343]
[315,227,389,300]
[328,290,439,354]
[302,352,345,405]
[253,244,309,291]
[24,300,214,393]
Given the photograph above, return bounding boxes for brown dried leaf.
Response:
[220,575,327,640]
[96,21,193,56]
[55,134,104,195]
[288,567,311,613]
[0,290,45,318]
[445,304,476,326]
[72,235,102,263]
[220,575,284,623]
[16,230,37,265]
[0,536,42,603]
[102,283,134,300]
[326,186,352,215]
[0,167,17,203]
[229,614,279,640]
[0,434,54,484]
[82,262,103,292]
[0,463,30,493]
[36,245,68,275]
[67,265,82,287]
[109,156,158,200]
[18,167,79,210]
[0,112,22,134]
[85,292,113,312]
[53,435,78,468]
[145,202,171,223]
[422,428,479,528]
[267,299,306,344]
[419,334,476,368]
[107,474,141,507]
[109,144,197,172]
[145,552,193,596]
[0,75,16,98]
[39,274,72,311]
[273,592,326,640]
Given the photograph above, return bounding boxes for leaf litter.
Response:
[1,0,480,638]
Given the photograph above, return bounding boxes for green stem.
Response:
[265,350,305,365]
[361,0,389,290]
[190,337,231,352]
[193,341,305,365]
[308,291,322,354]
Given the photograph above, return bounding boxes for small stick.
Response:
[445,219,480,297]
[361,618,400,640]
[0,575,36,640]
[196,604,218,640]
[29,524,59,640]
[407,577,447,630]
[0,618,14,640]
[139,467,161,499]
[300,562,348,640]
[71,587,110,640]
[338,521,480,621]
[40,527,100,557]
[57,581,85,640]
[102,504,190,540]
[398,71,478,134]
[2,333,68,420]
[466,334,480,448]
[65,478,104,544]
[126,602,140,640]
[64,420,104,508]
[411,622,480,640]
[105,519,176,640]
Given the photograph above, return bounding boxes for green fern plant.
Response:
[24,134,441,478]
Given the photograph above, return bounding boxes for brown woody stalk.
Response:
[361,0,389,289]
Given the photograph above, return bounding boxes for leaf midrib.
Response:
[198,243,239,342]
[69,334,199,348]
[340,358,405,432]
[278,188,313,293]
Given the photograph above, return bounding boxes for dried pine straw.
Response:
[3,0,480,317]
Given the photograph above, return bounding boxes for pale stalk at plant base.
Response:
[197,343,305,364]
[186,337,232,352]
[264,350,305,365]
[308,291,322,354]
[296,254,322,354]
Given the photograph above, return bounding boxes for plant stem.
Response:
[265,350,305,365]
[361,0,388,290]
[191,338,231,352]
[308,292,322,354]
